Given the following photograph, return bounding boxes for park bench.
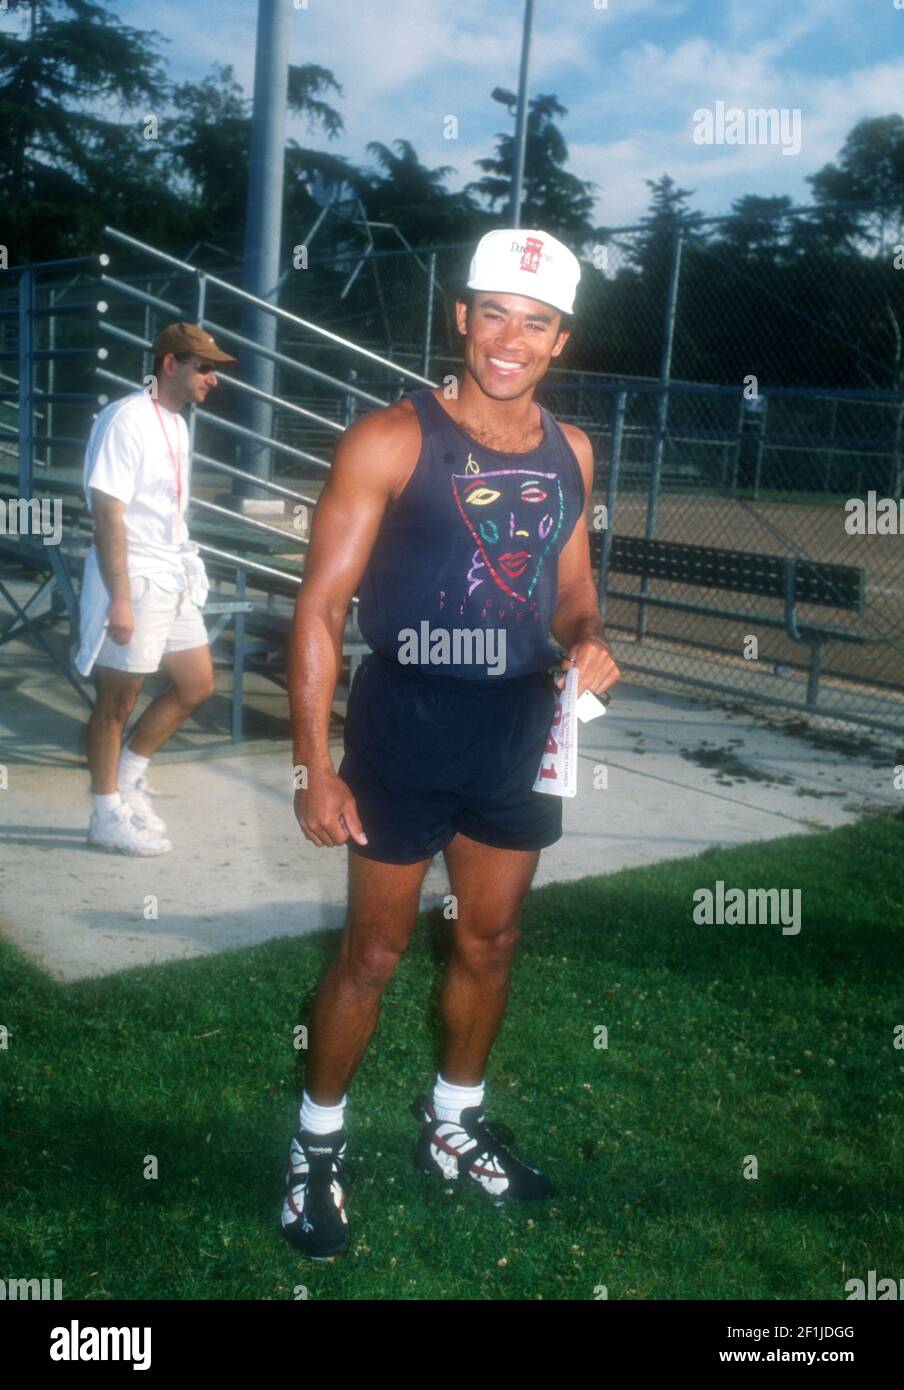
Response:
[589,531,868,707]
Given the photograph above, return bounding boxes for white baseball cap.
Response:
[466,228,581,316]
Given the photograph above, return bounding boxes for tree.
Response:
[623,174,708,280]
[712,195,795,265]
[362,138,479,246]
[163,62,348,259]
[466,90,599,248]
[0,0,177,261]
[805,115,904,256]
[162,66,252,247]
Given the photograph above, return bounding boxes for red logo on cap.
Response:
[520,237,544,273]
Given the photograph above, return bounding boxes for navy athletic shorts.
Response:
[337,650,563,864]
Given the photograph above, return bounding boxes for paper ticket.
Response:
[532,665,579,798]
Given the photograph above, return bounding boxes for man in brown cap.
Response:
[75,322,237,855]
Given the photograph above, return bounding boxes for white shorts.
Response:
[94,574,209,674]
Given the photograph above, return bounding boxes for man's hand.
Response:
[294,770,369,848]
[554,636,621,698]
[107,598,135,646]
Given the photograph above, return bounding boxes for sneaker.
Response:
[280,1128,353,1260]
[411,1094,553,1204]
[119,777,167,835]
[87,802,172,856]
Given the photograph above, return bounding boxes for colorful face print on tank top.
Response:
[450,450,564,607]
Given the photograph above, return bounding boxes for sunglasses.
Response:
[174,354,219,374]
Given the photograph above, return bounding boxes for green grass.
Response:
[2,813,903,1301]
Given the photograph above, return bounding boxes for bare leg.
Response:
[86,667,145,793]
[127,645,215,758]
[303,850,434,1106]
[438,833,541,1086]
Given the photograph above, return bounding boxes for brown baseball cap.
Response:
[153,321,238,367]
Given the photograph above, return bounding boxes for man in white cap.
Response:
[76,322,237,855]
[281,228,620,1259]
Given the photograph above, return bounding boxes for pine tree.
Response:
[0,0,175,261]
[466,90,598,248]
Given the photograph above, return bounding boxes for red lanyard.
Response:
[152,400,184,514]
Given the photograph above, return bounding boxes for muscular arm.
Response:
[550,426,608,650]
[549,425,620,698]
[288,402,417,779]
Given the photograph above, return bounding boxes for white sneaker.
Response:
[119,777,168,835]
[88,802,172,856]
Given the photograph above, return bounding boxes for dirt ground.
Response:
[595,492,903,691]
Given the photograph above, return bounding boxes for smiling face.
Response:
[455,291,571,400]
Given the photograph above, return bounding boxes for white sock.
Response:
[118,746,150,791]
[432,1073,485,1124]
[299,1091,347,1136]
[92,792,122,816]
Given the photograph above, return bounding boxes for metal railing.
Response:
[0,253,108,490]
[1,234,397,743]
[102,224,437,392]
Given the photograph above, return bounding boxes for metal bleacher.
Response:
[0,228,439,740]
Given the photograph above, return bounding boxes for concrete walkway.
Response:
[1,676,898,982]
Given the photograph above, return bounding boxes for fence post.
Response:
[599,389,626,617]
[729,393,746,495]
[17,268,35,499]
[46,284,55,474]
[231,565,247,743]
[752,396,768,500]
[889,397,903,497]
[637,220,683,640]
[422,252,436,378]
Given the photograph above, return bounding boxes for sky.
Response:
[112,0,904,229]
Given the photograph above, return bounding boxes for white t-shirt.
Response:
[83,391,191,587]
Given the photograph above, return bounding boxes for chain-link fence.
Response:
[276,209,904,732]
[6,207,903,732]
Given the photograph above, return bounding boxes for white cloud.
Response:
[114,0,903,230]
[568,5,904,225]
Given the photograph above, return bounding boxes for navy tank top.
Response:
[355,387,586,681]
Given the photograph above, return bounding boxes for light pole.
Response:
[236,0,291,510]
[508,0,536,228]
